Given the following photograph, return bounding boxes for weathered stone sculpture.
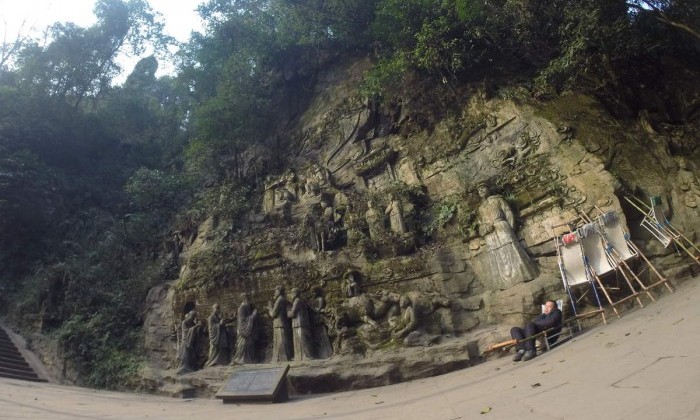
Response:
[476,182,537,289]
[176,310,202,374]
[284,171,300,199]
[342,271,361,298]
[204,304,231,367]
[268,285,293,362]
[319,201,335,251]
[312,164,330,189]
[287,288,315,361]
[306,201,337,252]
[273,186,294,222]
[304,176,320,198]
[263,176,276,214]
[391,296,418,340]
[233,293,258,364]
[365,200,384,241]
[311,287,333,359]
[676,157,700,209]
[305,204,323,252]
[385,194,407,234]
[375,290,401,320]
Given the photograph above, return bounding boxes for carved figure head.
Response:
[399,295,411,309]
[476,181,490,199]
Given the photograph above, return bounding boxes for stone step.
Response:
[0,326,46,383]
[0,364,41,379]
[0,345,22,354]
[0,353,27,364]
[0,356,30,368]
[0,346,21,356]
[0,350,24,362]
[0,369,46,382]
[0,341,24,350]
[0,341,20,350]
[0,358,33,372]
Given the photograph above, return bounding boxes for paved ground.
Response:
[1,279,698,420]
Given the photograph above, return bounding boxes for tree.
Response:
[627,0,700,40]
[16,0,172,110]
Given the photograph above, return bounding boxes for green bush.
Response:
[57,315,142,388]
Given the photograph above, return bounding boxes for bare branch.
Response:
[1,19,29,69]
[627,1,700,41]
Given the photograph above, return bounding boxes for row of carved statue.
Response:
[173,276,457,374]
[174,286,332,374]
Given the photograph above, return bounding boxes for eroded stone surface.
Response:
[131,58,699,395]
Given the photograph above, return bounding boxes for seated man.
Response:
[511,299,562,362]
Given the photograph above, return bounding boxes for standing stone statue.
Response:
[287,287,315,361]
[311,286,333,359]
[476,182,537,289]
[365,200,384,241]
[204,304,232,367]
[263,176,276,214]
[268,285,293,362]
[319,201,335,251]
[385,194,407,234]
[342,271,361,298]
[176,310,202,374]
[233,293,258,364]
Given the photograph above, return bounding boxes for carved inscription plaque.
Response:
[216,365,290,403]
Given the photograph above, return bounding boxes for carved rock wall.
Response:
[142,59,699,392]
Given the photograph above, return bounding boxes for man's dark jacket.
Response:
[532,308,562,344]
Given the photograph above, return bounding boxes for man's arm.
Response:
[532,309,562,329]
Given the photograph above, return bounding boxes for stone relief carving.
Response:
[287,287,315,361]
[342,270,362,298]
[176,310,202,374]
[353,145,398,179]
[475,182,537,289]
[306,203,326,252]
[305,199,346,252]
[385,194,408,234]
[327,280,451,354]
[204,304,232,367]
[233,293,258,364]
[152,74,690,398]
[390,295,417,340]
[676,157,700,209]
[360,190,418,258]
[365,200,384,242]
[268,285,293,362]
[311,286,333,359]
[263,170,301,220]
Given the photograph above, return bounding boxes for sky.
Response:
[0,0,206,79]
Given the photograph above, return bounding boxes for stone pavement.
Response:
[1,279,698,420]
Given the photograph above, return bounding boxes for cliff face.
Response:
[141,57,699,394]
